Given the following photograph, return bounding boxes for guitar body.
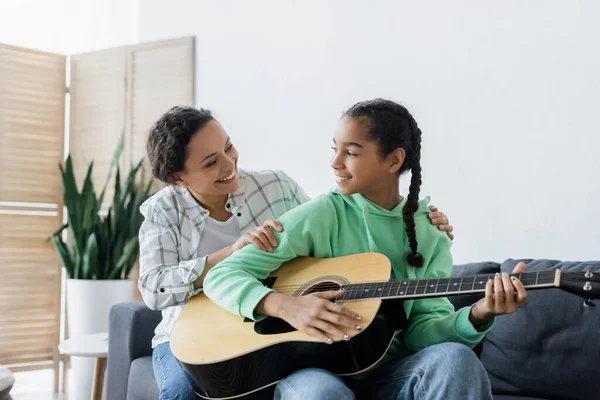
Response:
[170,253,395,399]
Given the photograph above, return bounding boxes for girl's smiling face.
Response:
[330,116,405,201]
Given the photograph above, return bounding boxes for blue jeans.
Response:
[153,342,198,400]
[274,343,492,400]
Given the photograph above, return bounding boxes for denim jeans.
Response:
[153,342,198,400]
[274,343,492,400]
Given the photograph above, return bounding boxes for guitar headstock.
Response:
[559,270,600,308]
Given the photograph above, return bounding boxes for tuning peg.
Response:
[583,299,596,308]
[585,271,594,279]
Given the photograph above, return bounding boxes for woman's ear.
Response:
[174,173,189,188]
[387,148,406,174]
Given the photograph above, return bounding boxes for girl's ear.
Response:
[387,148,406,174]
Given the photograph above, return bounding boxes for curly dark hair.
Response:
[146,106,215,184]
[344,98,425,268]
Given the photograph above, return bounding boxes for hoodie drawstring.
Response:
[362,205,379,253]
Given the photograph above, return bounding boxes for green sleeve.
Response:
[403,225,494,352]
[203,196,334,320]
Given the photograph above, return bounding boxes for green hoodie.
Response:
[203,191,493,360]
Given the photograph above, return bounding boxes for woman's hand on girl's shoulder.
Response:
[231,219,283,253]
[428,205,454,240]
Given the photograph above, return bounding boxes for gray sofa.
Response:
[107,259,600,400]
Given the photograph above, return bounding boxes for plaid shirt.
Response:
[138,169,310,347]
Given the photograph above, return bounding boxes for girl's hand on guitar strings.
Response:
[469,262,528,329]
[277,290,362,344]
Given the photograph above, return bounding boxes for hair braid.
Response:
[403,115,424,267]
[344,98,424,267]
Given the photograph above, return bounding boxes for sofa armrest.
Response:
[106,301,162,400]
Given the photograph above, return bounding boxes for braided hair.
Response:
[344,99,424,268]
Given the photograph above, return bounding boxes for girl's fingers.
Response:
[323,304,362,331]
[494,273,504,309]
[511,276,528,306]
[314,290,346,300]
[249,235,268,252]
[305,326,332,344]
[484,278,494,310]
[501,272,515,310]
[311,319,347,341]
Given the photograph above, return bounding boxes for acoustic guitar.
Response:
[170,253,599,399]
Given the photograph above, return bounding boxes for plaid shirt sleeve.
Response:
[277,170,311,206]
[137,203,205,311]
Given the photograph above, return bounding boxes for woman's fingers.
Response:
[249,230,274,252]
[263,219,283,232]
[428,211,446,224]
[258,225,279,248]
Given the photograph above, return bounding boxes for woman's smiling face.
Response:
[175,120,240,196]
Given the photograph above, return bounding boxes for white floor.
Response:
[8,369,71,400]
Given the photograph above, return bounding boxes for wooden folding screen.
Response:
[0,36,194,383]
[0,44,66,383]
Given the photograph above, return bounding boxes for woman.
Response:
[204,99,527,399]
[138,105,455,399]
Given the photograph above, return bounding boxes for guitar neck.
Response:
[338,270,560,302]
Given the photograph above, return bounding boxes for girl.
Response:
[203,99,527,400]
[138,105,454,399]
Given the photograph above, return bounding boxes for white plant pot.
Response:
[66,279,135,400]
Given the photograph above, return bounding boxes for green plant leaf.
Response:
[50,234,74,278]
[47,222,68,241]
[98,133,124,207]
[82,233,99,279]
[109,236,139,279]
[51,136,155,280]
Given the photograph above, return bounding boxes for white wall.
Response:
[0,0,138,54]
[139,0,600,264]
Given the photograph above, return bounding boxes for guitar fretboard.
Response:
[337,270,558,301]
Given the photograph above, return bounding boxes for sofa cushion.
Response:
[480,259,600,400]
[127,356,159,400]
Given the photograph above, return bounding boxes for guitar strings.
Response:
[270,271,558,294]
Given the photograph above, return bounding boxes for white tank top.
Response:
[197,215,241,256]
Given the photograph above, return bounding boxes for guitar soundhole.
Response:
[303,281,342,295]
[253,281,342,335]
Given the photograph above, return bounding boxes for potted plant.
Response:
[50,136,153,398]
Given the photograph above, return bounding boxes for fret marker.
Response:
[400,291,404,295]
[364,289,368,292]
[403,282,407,284]
[377,288,382,291]
[430,284,434,287]
[453,283,457,286]
[479,281,483,284]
